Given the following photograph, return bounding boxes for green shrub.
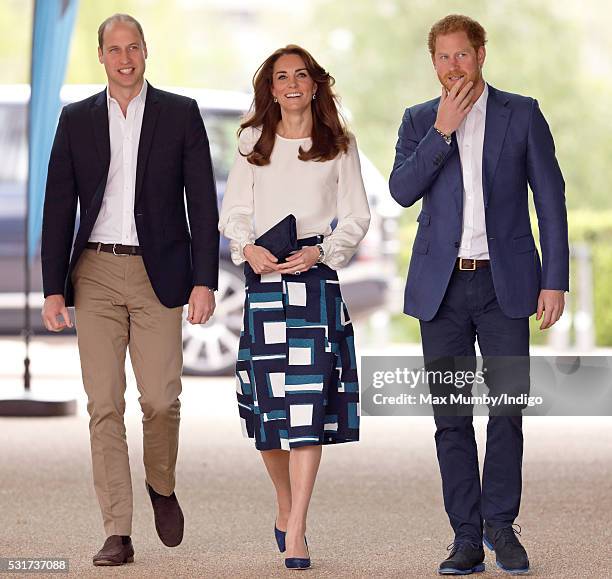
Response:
[391,209,612,346]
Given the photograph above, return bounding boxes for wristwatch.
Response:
[315,243,325,263]
[434,126,452,146]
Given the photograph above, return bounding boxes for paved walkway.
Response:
[1,337,611,577]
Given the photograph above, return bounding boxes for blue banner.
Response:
[28,0,79,259]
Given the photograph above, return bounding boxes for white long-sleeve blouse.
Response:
[218,126,371,270]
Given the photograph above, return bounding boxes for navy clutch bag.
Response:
[255,214,298,263]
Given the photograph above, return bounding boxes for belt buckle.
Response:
[459,258,476,271]
[112,243,131,257]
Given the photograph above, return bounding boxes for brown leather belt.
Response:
[456,258,489,271]
[86,242,143,256]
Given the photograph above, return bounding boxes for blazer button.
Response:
[454,242,460,248]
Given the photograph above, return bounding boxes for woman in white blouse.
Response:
[219,45,370,570]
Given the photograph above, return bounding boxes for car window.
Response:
[0,103,27,226]
[0,103,28,184]
[200,110,241,183]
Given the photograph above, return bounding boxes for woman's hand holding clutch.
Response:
[276,247,320,276]
[243,244,279,274]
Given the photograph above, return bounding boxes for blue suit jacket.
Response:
[389,84,569,321]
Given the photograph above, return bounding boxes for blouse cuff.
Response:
[320,235,354,270]
[230,235,255,266]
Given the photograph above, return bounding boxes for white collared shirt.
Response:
[457,82,489,260]
[89,80,148,245]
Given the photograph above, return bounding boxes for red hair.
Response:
[428,14,487,56]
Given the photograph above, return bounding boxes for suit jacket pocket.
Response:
[416,211,431,226]
[501,139,527,158]
[150,135,182,154]
[413,236,429,255]
[513,234,536,253]
[165,222,191,240]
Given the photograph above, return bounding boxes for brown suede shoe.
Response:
[146,481,184,547]
[92,535,134,566]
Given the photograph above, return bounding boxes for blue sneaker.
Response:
[484,523,530,575]
[438,541,485,575]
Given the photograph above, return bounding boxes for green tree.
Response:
[297,0,612,211]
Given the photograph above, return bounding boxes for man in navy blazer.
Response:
[389,15,568,576]
[40,14,219,565]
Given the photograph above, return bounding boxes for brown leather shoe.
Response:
[92,535,134,566]
[146,481,184,547]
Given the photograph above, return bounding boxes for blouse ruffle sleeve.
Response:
[320,135,371,269]
[218,129,258,265]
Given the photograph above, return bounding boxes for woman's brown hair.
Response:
[239,45,349,166]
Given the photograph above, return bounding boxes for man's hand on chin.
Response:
[536,289,565,330]
[186,286,215,324]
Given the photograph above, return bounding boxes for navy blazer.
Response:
[41,84,220,308]
[389,84,569,321]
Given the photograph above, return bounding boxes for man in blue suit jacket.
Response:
[389,15,568,576]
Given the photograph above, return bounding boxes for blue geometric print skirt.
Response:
[235,238,360,451]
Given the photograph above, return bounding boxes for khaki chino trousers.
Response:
[72,248,183,536]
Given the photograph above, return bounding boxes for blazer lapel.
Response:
[90,89,110,169]
[135,84,161,204]
[483,84,511,206]
[432,100,463,212]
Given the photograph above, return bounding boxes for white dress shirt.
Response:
[218,127,371,270]
[457,82,489,260]
[89,80,148,245]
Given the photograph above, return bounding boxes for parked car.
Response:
[0,84,397,375]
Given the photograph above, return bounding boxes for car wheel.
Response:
[181,262,244,376]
